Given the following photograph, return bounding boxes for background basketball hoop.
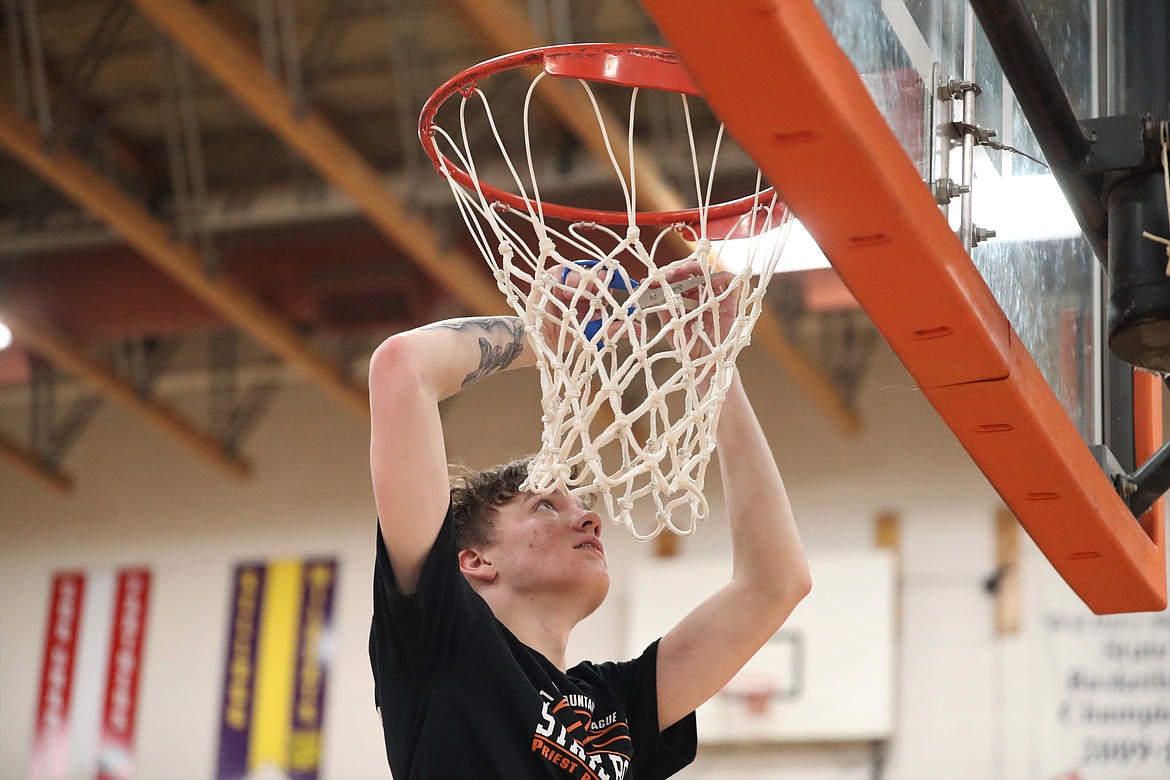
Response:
[738,684,779,719]
[717,668,790,722]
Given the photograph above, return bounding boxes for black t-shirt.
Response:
[369,503,697,779]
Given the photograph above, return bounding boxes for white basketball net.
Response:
[429,68,791,539]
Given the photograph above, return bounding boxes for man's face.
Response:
[484,488,610,610]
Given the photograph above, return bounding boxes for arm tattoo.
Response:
[421,317,527,388]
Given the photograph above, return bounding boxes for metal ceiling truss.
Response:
[773,287,879,413]
[28,354,103,473]
[0,429,72,490]
[0,352,91,493]
[383,0,431,182]
[44,0,134,148]
[127,0,504,317]
[5,0,150,189]
[0,253,73,490]
[0,3,381,487]
[300,0,351,73]
[818,312,880,409]
[0,302,252,479]
[258,0,308,115]
[2,0,498,473]
[208,328,281,457]
[0,143,764,257]
[154,29,219,271]
[0,102,363,471]
[6,0,52,136]
[107,334,180,398]
[0,324,284,489]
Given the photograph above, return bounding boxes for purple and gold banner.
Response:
[215,559,337,780]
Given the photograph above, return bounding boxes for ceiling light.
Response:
[972,174,1080,242]
[714,218,831,275]
[0,320,12,351]
[713,173,1078,277]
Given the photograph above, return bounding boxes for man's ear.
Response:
[458,547,497,584]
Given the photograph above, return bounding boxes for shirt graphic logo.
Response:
[530,691,631,780]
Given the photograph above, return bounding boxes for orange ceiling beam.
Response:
[642,0,1165,612]
[127,0,504,320]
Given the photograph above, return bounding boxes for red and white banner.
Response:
[28,568,152,780]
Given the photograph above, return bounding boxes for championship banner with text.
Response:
[1032,550,1170,780]
[1036,609,1170,779]
[28,568,152,780]
[216,558,338,780]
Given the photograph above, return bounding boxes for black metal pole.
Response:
[968,0,1108,259]
[1127,438,1170,518]
[1114,0,1170,118]
[1128,375,1170,517]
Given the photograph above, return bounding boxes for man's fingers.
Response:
[661,260,703,285]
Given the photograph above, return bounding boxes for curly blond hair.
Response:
[448,458,532,550]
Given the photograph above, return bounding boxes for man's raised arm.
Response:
[654,370,811,729]
[368,316,537,594]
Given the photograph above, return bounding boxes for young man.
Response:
[368,281,810,777]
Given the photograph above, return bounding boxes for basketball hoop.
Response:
[420,44,791,539]
[741,687,775,718]
[720,675,779,719]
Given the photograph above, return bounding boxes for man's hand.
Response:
[649,261,740,393]
[655,260,738,343]
[542,264,646,350]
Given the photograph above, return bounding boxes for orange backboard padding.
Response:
[641,0,1167,612]
[926,346,1166,612]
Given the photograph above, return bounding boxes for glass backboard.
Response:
[812,0,1104,445]
[639,0,1166,613]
